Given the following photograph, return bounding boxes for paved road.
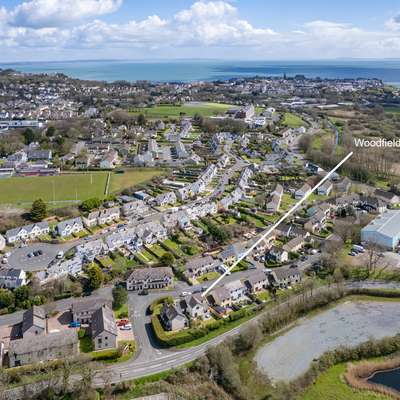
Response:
[91,280,400,387]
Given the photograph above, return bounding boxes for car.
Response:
[1,258,8,264]
[117,319,129,326]
[201,286,208,292]
[56,251,64,259]
[120,324,132,330]
[37,250,43,255]
[290,264,298,269]
[138,289,149,296]
[300,255,307,261]
[27,252,34,258]
[180,291,191,297]
[348,252,356,256]
[69,321,81,328]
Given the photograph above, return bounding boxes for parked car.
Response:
[117,319,129,327]
[69,321,81,328]
[180,291,192,297]
[138,289,149,296]
[120,323,132,330]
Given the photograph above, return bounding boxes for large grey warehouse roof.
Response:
[362,210,400,237]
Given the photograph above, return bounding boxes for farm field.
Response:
[129,102,234,119]
[281,112,305,128]
[0,168,164,207]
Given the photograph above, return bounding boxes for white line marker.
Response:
[202,152,353,298]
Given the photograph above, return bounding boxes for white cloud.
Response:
[1,1,400,60]
[9,0,123,28]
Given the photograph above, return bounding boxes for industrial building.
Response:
[361,210,400,250]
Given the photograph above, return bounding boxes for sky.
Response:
[0,0,400,62]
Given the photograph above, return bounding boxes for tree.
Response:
[80,197,102,212]
[112,287,128,310]
[46,126,56,137]
[30,199,47,222]
[137,113,146,126]
[160,252,175,267]
[22,128,36,144]
[0,289,15,309]
[86,264,104,291]
[14,285,31,308]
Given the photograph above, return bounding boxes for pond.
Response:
[368,368,400,392]
[254,301,400,382]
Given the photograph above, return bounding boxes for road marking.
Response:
[202,152,354,298]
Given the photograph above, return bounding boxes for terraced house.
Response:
[56,217,84,237]
[127,267,174,291]
[6,222,50,244]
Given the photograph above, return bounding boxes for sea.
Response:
[1,59,400,85]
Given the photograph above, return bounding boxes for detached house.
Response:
[160,302,188,331]
[180,294,210,320]
[91,305,118,350]
[224,280,247,302]
[56,217,84,237]
[267,246,289,263]
[244,271,269,294]
[155,191,177,207]
[304,210,327,233]
[269,266,302,288]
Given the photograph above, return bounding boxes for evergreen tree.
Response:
[30,199,47,222]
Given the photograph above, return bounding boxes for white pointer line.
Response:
[202,151,354,298]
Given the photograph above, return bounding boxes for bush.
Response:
[90,349,121,361]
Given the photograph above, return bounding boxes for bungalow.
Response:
[56,217,84,237]
[155,191,177,207]
[244,271,269,293]
[126,267,174,291]
[0,268,27,289]
[295,183,311,200]
[184,255,217,280]
[91,305,118,350]
[6,222,50,244]
[269,266,302,288]
[160,302,188,331]
[267,246,289,263]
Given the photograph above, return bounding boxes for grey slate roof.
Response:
[6,222,49,240]
[22,305,45,335]
[91,305,117,338]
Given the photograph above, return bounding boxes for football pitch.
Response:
[0,169,164,207]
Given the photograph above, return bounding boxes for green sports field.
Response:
[129,102,234,119]
[0,169,164,207]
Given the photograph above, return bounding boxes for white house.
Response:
[6,222,50,244]
[0,268,27,289]
[56,217,84,238]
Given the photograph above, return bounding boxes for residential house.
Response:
[219,242,246,265]
[0,234,5,251]
[244,271,269,293]
[21,306,46,338]
[97,207,120,225]
[224,280,247,302]
[184,255,216,280]
[8,330,78,367]
[76,239,107,262]
[180,294,210,320]
[266,184,283,214]
[269,266,302,288]
[6,222,50,244]
[295,183,311,200]
[155,192,177,207]
[335,177,352,193]
[160,302,188,331]
[56,217,84,237]
[266,246,289,263]
[121,200,149,217]
[126,267,174,291]
[358,196,387,214]
[317,181,333,196]
[100,150,119,169]
[91,305,118,350]
[282,236,306,254]
[46,255,83,280]
[207,286,232,308]
[374,189,400,207]
[0,268,27,289]
[304,210,328,233]
[72,297,112,324]
[27,149,52,161]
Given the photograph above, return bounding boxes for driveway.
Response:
[6,242,76,272]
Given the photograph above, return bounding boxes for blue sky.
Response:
[0,0,400,61]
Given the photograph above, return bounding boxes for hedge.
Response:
[151,306,258,347]
[90,348,121,361]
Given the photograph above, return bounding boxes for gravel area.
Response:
[254,301,400,382]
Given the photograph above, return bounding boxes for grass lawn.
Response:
[281,112,305,128]
[149,244,168,258]
[129,102,234,119]
[197,271,220,283]
[163,239,186,257]
[109,168,165,193]
[301,363,387,400]
[0,168,165,208]
[256,291,270,302]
